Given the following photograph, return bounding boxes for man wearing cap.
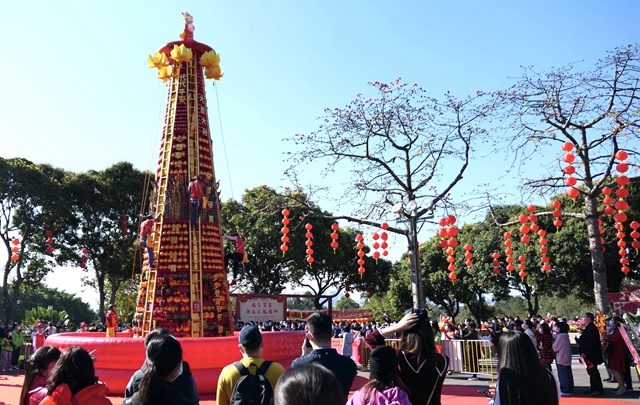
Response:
[188,175,206,226]
[217,325,285,405]
[291,312,357,399]
[139,214,156,269]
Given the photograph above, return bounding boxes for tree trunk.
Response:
[584,194,610,313]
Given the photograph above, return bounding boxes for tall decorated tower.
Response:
[135,12,233,337]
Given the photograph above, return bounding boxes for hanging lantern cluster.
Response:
[10,238,20,262]
[45,231,55,255]
[121,216,129,237]
[344,281,350,299]
[561,142,580,199]
[356,234,366,278]
[380,222,389,258]
[305,223,314,267]
[518,214,532,245]
[614,150,631,275]
[602,187,614,216]
[366,287,373,299]
[464,244,473,268]
[371,232,381,264]
[330,223,339,253]
[538,228,550,273]
[518,254,527,279]
[437,215,458,283]
[80,248,89,269]
[280,209,290,256]
[551,200,563,230]
[630,221,640,254]
[503,232,515,273]
[492,252,501,275]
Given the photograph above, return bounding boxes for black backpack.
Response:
[229,361,273,405]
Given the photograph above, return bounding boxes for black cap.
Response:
[369,345,398,384]
[239,325,262,346]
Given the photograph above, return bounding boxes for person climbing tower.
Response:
[223,231,246,285]
[188,175,206,226]
[139,214,156,269]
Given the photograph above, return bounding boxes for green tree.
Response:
[0,158,71,327]
[493,44,640,312]
[335,295,360,310]
[63,162,146,322]
[287,294,316,311]
[222,186,394,308]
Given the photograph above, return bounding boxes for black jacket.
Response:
[124,360,199,404]
[291,348,357,399]
[578,322,604,365]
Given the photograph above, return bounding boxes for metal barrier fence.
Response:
[359,338,496,380]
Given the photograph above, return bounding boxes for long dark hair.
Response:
[362,346,401,404]
[399,311,436,369]
[19,346,61,405]
[274,363,344,405]
[137,334,183,405]
[47,346,98,396]
[497,331,558,405]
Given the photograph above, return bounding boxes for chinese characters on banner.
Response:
[235,294,287,323]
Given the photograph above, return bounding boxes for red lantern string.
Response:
[11,238,20,262]
[614,150,630,275]
[366,287,372,299]
[330,223,339,254]
[372,232,381,264]
[45,232,55,255]
[281,209,290,257]
[518,254,527,280]
[446,217,458,284]
[561,143,580,199]
[492,252,501,275]
[551,200,563,231]
[464,244,473,268]
[380,222,390,257]
[598,219,606,253]
[504,231,514,273]
[80,248,89,269]
[538,229,551,273]
[305,223,314,268]
[121,216,129,236]
[602,187,614,216]
[630,221,640,254]
[356,234,365,278]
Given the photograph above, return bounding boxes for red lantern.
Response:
[305,223,313,231]
[562,166,576,175]
[526,205,536,213]
[380,222,389,230]
[46,238,54,245]
[358,267,366,278]
[281,227,290,234]
[492,267,501,275]
[79,262,86,269]
[561,142,574,152]
[504,232,512,239]
[615,150,629,160]
[617,176,630,186]
[520,235,530,244]
[11,254,19,261]
[519,270,527,279]
[563,153,575,163]
[11,247,19,253]
[82,248,89,254]
[567,188,579,198]
[552,200,562,208]
[553,219,563,229]
[46,247,54,254]
[448,272,457,281]
[282,209,290,217]
[604,206,615,215]
[45,231,53,238]
[11,239,19,245]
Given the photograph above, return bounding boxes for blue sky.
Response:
[1,1,639,305]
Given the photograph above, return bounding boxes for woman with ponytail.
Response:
[123,333,192,405]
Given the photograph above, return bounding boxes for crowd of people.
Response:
[3,308,638,404]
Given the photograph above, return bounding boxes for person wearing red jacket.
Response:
[223,231,245,285]
[39,346,111,405]
[188,175,206,226]
[105,304,118,338]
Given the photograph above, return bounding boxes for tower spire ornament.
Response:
[136,12,232,338]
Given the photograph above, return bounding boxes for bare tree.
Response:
[494,44,640,313]
[286,79,497,307]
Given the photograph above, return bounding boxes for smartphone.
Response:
[477,389,492,398]
[304,337,312,348]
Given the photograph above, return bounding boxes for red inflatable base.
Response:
[45,331,304,395]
